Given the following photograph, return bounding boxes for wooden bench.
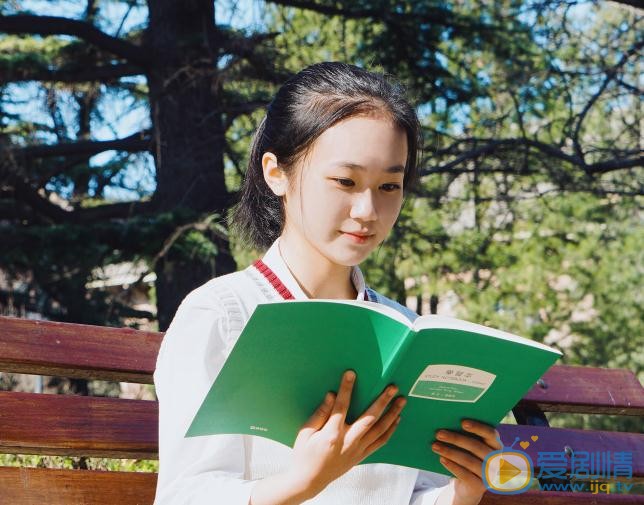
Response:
[0,315,642,504]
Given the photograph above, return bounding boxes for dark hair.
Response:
[229,62,422,251]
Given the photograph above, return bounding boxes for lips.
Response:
[343,232,374,237]
[341,231,375,245]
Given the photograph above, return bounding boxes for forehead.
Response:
[305,115,408,172]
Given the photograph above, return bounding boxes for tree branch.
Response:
[608,0,644,9]
[132,214,229,288]
[1,62,144,84]
[14,130,153,160]
[10,180,72,223]
[264,0,375,20]
[75,199,155,222]
[422,138,642,177]
[0,14,148,67]
[11,178,155,224]
[219,29,280,58]
[586,154,644,175]
[265,0,498,32]
[572,40,644,161]
[217,29,293,86]
[223,100,270,129]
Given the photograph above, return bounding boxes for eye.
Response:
[381,183,402,192]
[332,178,354,187]
[332,178,401,192]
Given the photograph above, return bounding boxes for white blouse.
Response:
[153,237,452,504]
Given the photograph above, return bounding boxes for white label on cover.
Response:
[408,364,496,402]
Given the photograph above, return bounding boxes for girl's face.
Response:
[280,114,408,267]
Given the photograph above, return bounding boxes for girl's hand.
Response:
[431,419,503,505]
[287,370,406,499]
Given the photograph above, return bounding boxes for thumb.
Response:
[299,392,335,436]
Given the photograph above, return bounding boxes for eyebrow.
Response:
[332,162,405,174]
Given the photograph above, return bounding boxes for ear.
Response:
[262,152,288,196]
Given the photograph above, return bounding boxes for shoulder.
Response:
[160,270,250,346]
[180,267,260,311]
[156,269,259,371]
[173,266,269,333]
[366,287,418,322]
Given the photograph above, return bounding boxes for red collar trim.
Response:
[252,259,369,301]
[253,259,295,300]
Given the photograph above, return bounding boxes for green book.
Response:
[186,299,562,475]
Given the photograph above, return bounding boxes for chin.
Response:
[328,247,376,266]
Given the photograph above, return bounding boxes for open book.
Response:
[186,299,562,475]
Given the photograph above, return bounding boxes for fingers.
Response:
[346,382,398,440]
[432,441,484,478]
[439,457,485,493]
[299,391,336,438]
[328,370,356,428]
[302,372,408,457]
[431,420,502,478]
[362,409,402,455]
[433,434,491,462]
[354,393,406,448]
[461,419,503,450]
[434,420,501,459]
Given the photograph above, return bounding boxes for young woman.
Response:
[154,62,502,505]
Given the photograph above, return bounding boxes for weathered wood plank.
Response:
[480,490,643,504]
[521,364,644,415]
[2,467,639,505]
[0,391,158,459]
[2,317,643,416]
[1,318,642,416]
[2,390,642,478]
[0,466,157,505]
[498,424,644,477]
[0,316,162,383]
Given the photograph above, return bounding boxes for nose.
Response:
[350,189,378,222]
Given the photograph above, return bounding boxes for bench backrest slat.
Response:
[3,387,642,479]
[522,365,644,416]
[2,316,642,415]
[498,424,644,478]
[6,467,642,505]
[480,490,644,504]
[0,391,157,459]
[0,316,162,383]
[0,467,157,505]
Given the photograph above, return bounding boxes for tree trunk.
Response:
[146,0,236,330]
[155,233,236,330]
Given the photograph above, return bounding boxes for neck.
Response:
[278,233,358,300]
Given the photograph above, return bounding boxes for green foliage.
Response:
[171,230,219,262]
[0,208,204,324]
[1,0,641,439]
[0,453,158,472]
[235,3,644,403]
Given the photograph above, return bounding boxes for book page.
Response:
[412,315,561,354]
